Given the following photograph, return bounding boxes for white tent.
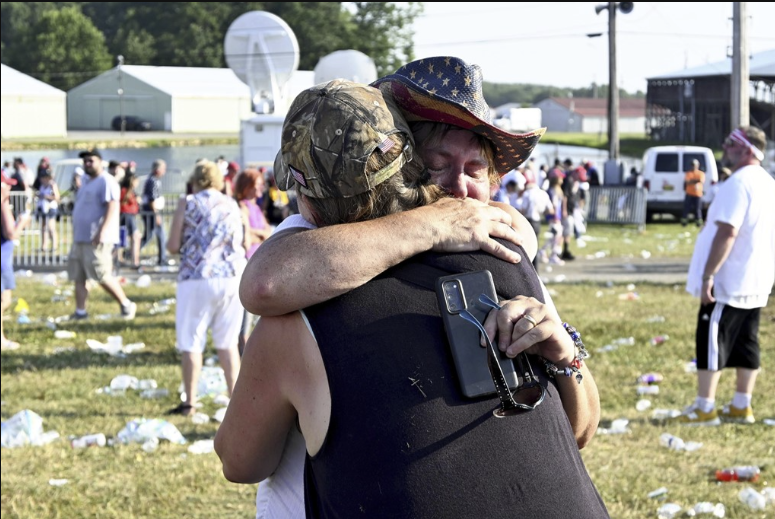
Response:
[1,64,67,139]
[67,65,253,133]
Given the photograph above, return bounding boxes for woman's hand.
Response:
[481,296,575,367]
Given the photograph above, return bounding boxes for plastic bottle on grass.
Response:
[650,334,669,346]
[715,466,760,482]
[637,385,659,395]
[140,388,169,399]
[738,487,766,511]
[71,433,106,448]
[659,433,684,451]
[656,503,682,519]
[637,372,663,384]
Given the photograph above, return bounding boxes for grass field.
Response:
[2,229,773,518]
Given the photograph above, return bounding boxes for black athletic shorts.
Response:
[695,301,760,371]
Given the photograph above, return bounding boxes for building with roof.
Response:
[1,64,67,139]
[66,65,253,133]
[532,97,646,134]
[646,49,775,147]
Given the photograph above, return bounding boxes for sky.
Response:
[410,2,775,93]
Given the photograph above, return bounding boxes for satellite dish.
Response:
[314,50,378,85]
[225,11,300,114]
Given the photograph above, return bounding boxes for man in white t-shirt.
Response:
[516,169,553,272]
[679,126,775,426]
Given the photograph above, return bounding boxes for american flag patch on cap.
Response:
[289,165,307,187]
[377,137,395,154]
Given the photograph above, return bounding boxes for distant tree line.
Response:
[483,82,644,107]
[0,2,422,91]
[1,1,643,104]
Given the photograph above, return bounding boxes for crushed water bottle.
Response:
[191,412,210,425]
[116,418,186,445]
[188,439,215,455]
[689,502,725,517]
[761,487,775,506]
[637,372,664,384]
[652,408,682,420]
[140,388,169,399]
[647,487,668,499]
[109,375,139,396]
[141,436,160,453]
[657,433,702,453]
[637,385,660,395]
[71,433,106,449]
[54,330,76,339]
[656,503,683,519]
[738,487,766,511]
[138,379,158,390]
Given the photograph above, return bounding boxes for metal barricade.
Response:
[585,186,647,229]
[7,192,177,268]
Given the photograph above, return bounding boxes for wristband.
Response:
[543,322,589,385]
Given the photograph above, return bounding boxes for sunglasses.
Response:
[722,137,744,149]
[458,293,546,417]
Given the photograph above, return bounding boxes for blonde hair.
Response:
[189,160,224,192]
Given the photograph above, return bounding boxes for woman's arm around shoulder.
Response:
[215,312,330,483]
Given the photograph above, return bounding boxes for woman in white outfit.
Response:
[166,160,246,416]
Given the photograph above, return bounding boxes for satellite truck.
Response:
[224,11,378,169]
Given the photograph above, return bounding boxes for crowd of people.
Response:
[2,53,773,519]
[491,155,598,270]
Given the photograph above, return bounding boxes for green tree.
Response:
[28,6,113,90]
[1,2,59,68]
[348,2,422,76]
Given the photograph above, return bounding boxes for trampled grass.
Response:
[2,251,773,518]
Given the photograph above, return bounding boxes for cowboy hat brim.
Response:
[373,79,545,175]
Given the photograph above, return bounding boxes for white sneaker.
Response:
[121,302,137,320]
[549,255,565,266]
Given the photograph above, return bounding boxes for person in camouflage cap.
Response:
[274,79,415,200]
[217,78,609,519]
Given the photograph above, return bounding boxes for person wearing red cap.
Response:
[2,173,32,350]
[223,161,240,197]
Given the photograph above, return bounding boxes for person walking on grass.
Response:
[140,159,168,266]
[678,126,775,426]
[67,150,136,321]
[166,160,245,416]
[2,174,31,351]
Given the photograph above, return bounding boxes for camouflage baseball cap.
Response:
[274,79,414,199]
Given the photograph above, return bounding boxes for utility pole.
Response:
[730,2,749,128]
[595,2,633,184]
[117,55,125,135]
[607,2,619,162]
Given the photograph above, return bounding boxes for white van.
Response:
[641,145,718,220]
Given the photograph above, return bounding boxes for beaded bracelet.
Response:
[543,323,590,385]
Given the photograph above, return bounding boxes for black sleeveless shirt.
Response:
[303,243,609,518]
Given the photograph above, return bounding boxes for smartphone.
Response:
[435,270,519,398]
